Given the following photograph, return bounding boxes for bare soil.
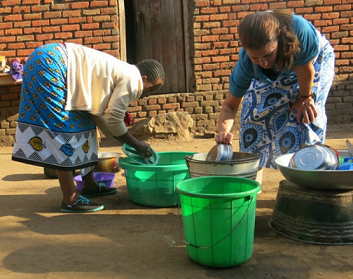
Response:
[1,124,353,279]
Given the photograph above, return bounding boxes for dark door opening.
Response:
[124,0,137,65]
[123,0,187,93]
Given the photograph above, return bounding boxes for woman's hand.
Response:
[215,92,241,145]
[291,96,318,124]
[134,141,153,158]
[215,131,233,144]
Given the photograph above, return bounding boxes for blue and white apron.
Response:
[239,32,335,168]
[12,43,98,171]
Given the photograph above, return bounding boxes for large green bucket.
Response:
[176,176,261,267]
[119,151,196,207]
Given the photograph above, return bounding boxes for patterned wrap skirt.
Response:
[12,43,98,171]
[239,32,335,168]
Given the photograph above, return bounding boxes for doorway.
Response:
[123,0,190,93]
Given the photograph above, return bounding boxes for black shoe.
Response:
[61,195,104,213]
[81,184,117,198]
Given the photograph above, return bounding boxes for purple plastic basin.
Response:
[74,172,116,191]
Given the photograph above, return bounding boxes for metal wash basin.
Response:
[272,150,353,191]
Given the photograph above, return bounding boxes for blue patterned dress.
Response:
[12,44,98,171]
[239,32,335,168]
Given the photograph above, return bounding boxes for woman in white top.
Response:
[12,43,165,213]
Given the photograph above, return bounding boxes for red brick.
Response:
[202,35,219,42]
[294,8,313,14]
[82,23,100,30]
[220,34,234,40]
[158,97,166,104]
[72,2,90,9]
[92,16,111,22]
[0,7,12,14]
[62,25,80,32]
[324,0,341,4]
[322,26,340,32]
[92,43,111,50]
[342,37,353,43]
[94,30,111,36]
[36,34,53,41]
[336,60,350,65]
[69,17,87,24]
[148,98,157,105]
[223,20,240,27]
[75,31,93,37]
[32,5,50,12]
[194,15,210,22]
[25,42,43,48]
[341,52,353,58]
[43,26,61,33]
[314,20,333,26]
[333,4,352,10]
[341,24,353,30]
[32,20,50,27]
[1,0,20,7]
[334,45,350,51]
[219,6,231,12]
[209,14,228,21]
[17,35,34,41]
[51,3,69,10]
[4,14,22,21]
[22,0,40,4]
[90,1,109,7]
[163,103,180,110]
[315,6,333,12]
[0,22,13,29]
[322,12,341,19]
[5,28,22,35]
[24,27,42,34]
[83,10,101,17]
[200,7,219,13]
[50,19,68,25]
[102,36,118,42]
[63,10,82,18]
[333,18,350,25]
[44,12,63,19]
[146,104,161,110]
[250,4,269,10]
[288,1,305,8]
[55,32,73,39]
[101,8,117,15]
[195,0,210,7]
[8,43,25,49]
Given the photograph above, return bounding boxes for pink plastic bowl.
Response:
[74,172,116,191]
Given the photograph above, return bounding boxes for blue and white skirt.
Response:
[239,32,335,168]
[12,43,98,171]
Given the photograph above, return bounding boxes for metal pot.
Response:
[206,144,233,161]
[289,144,339,170]
[94,152,121,173]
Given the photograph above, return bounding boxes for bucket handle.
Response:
[179,196,254,250]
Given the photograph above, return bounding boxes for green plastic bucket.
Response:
[176,176,261,267]
[119,151,196,207]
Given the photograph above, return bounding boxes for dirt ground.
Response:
[1,125,353,279]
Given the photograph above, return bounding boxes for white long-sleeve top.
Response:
[64,43,143,137]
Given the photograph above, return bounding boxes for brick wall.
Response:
[0,0,352,146]
[0,76,21,146]
[0,0,120,59]
[191,0,353,125]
